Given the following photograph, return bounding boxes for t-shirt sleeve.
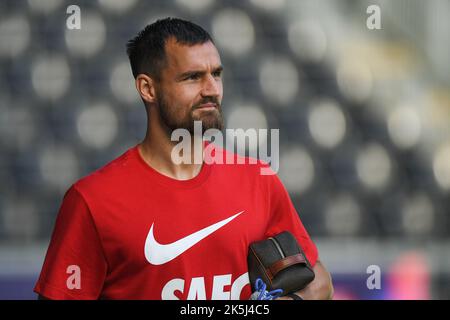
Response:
[264,173,318,267]
[34,185,108,299]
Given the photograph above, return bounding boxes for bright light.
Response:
[401,193,435,236]
[28,0,63,13]
[77,103,119,149]
[39,146,79,192]
[3,197,39,240]
[324,194,361,236]
[0,106,35,150]
[433,143,450,191]
[259,56,299,106]
[336,59,373,104]
[110,60,139,105]
[288,20,327,63]
[0,15,30,58]
[279,146,315,195]
[98,0,137,13]
[176,0,213,12]
[356,143,392,191]
[65,12,106,58]
[250,0,286,11]
[212,9,255,57]
[308,99,346,149]
[387,105,422,149]
[226,103,268,155]
[32,54,70,101]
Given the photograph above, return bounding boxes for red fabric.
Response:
[34,144,318,300]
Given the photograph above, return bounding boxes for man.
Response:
[35,17,333,300]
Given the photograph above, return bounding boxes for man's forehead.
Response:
[164,38,221,70]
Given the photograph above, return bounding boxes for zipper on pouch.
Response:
[268,237,285,259]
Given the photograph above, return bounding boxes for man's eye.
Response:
[213,71,222,78]
[186,74,200,80]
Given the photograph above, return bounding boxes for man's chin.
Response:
[185,119,223,135]
[193,114,223,131]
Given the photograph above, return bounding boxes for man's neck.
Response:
[138,117,204,181]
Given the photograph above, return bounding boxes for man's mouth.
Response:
[196,102,218,110]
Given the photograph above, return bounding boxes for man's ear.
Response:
[135,74,157,104]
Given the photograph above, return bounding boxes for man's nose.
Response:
[201,74,221,98]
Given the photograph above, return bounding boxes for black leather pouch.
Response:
[247,231,315,294]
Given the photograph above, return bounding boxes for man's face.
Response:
[154,38,224,135]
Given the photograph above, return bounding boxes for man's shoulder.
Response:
[73,146,137,193]
[211,144,276,177]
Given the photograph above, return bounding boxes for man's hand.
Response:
[277,260,334,300]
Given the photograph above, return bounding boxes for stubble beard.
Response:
[157,92,224,136]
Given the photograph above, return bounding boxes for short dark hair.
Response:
[126,17,213,79]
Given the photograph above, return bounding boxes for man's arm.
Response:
[278,260,334,300]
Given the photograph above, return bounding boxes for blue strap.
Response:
[253,278,284,300]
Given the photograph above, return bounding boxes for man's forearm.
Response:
[278,260,334,300]
[295,260,333,300]
[293,274,333,299]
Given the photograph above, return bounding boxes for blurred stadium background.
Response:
[0,0,449,299]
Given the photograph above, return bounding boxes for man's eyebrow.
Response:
[212,66,224,74]
[177,66,224,80]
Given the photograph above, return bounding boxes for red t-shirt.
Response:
[34,144,318,300]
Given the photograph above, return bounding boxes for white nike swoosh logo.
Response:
[144,211,244,265]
